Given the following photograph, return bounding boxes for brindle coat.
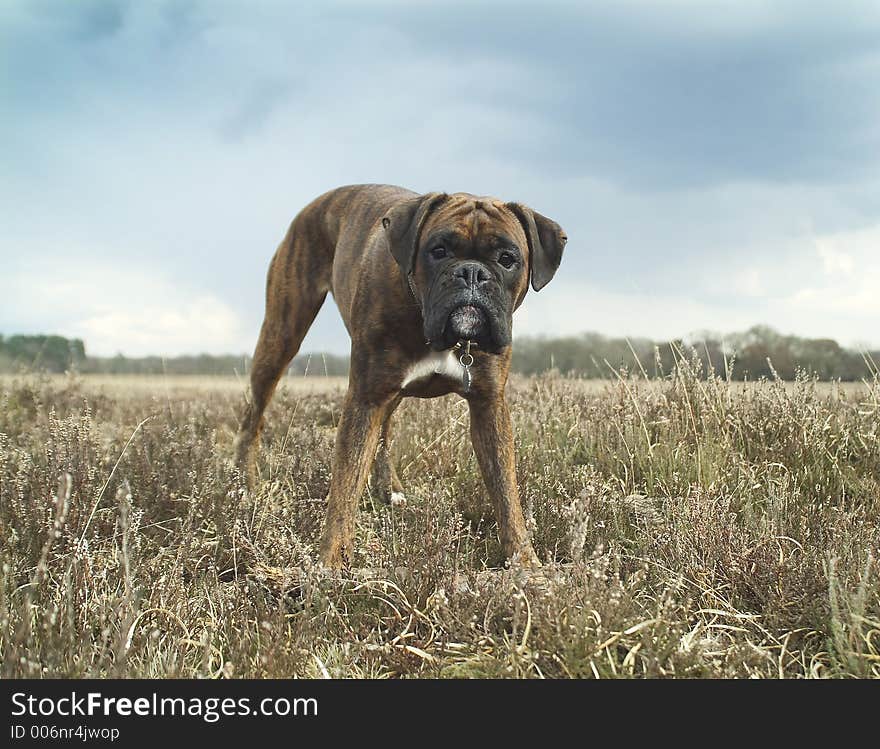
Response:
[235,184,567,569]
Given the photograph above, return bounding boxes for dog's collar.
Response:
[415,340,477,392]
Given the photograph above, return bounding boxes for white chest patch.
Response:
[401,349,464,389]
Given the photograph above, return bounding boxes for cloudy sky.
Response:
[2,0,879,356]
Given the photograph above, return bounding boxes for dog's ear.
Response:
[382,192,447,276]
[506,203,567,291]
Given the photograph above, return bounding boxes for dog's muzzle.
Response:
[424,261,512,353]
[448,304,487,339]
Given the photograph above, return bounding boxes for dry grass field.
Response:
[1,365,879,678]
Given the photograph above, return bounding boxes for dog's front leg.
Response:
[318,389,395,569]
[468,394,540,567]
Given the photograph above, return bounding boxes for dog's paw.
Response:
[508,547,542,570]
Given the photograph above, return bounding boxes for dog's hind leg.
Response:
[369,395,405,505]
[235,217,332,486]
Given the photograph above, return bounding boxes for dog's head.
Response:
[382,192,567,353]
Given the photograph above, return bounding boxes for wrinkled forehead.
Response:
[421,193,527,248]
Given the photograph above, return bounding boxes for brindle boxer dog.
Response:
[235,184,567,569]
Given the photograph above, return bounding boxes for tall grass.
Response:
[1,360,878,678]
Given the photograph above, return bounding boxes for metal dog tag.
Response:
[459,340,474,393]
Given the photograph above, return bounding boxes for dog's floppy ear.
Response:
[382,192,447,276]
[506,203,568,291]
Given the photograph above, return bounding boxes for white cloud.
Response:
[733,267,766,297]
[0,258,249,357]
[76,295,244,357]
[787,224,880,320]
[515,222,880,349]
[816,241,855,276]
[515,283,760,342]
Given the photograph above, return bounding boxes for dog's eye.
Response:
[429,246,448,260]
[497,251,517,269]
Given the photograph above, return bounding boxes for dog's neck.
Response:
[401,340,475,391]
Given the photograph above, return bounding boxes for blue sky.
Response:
[2,0,879,356]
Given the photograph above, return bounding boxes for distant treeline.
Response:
[0,335,349,378]
[0,335,87,373]
[77,351,350,377]
[511,326,880,381]
[1,327,877,381]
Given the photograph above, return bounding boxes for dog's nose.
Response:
[454,262,490,288]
